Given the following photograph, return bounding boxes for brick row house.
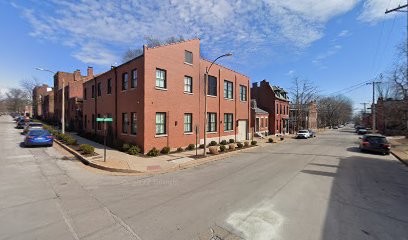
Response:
[32,84,53,119]
[53,67,94,130]
[251,99,269,137]
[251,80,290,135]
[288,101,318,133]
[82,39,251,153]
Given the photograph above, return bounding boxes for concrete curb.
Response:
[390,150,408,166]
[53,139,143,174]
[54,139,262,175]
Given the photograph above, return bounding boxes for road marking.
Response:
[103,207,143,240]
[226,201,284,240]
[6,155,33,159]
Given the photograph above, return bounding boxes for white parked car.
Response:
[296,129,310,139]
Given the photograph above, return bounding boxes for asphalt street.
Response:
[1,115,408,240]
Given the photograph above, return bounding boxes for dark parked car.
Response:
[24,129,53,147]
[16,119,30,129]
[359,134,390,155]
[357,128,368,135]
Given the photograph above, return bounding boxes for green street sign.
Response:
[96,118,113,122]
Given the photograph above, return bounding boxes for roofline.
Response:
[200,58,249,78]
[147,38,200,50]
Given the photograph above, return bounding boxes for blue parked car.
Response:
[24,129,53,147]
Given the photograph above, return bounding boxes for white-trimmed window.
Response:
[184,113,192,133]
[184,76,192,93]
[207,112,217,132]
[185,50,193,64]
[240,85,247,101]
[156,112,166,135]
[156,69,166,89]
[224,80,233,99]
[131,69,137,88]
[224,113,233,131]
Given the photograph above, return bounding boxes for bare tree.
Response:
[19,77,40,103]
[317,95,352,128]
[289,77,318,131]
[122,48,144,63]
[5,88,29,112]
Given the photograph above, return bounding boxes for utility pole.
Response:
[360,102,369,114]
[367,81,381,132]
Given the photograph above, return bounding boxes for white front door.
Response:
[237,120,247,141]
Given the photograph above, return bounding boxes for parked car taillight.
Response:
[362,141,370,146]
[382,144,391,149]
[46,136,53,139]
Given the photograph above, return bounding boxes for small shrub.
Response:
[147,147,160,157]
[268,138,274,143]
[209,146,219,154]
[79,144,94,155]
[229,143,236,151]
[161,146,171,154]
[66,137,78,146]
[122,143,131,152]
[199,144,205,149]
[220,140,227,145]
[251,140,257,146]
[209,141,217,146]
[237,142,243,148]
[127,145,141,155]
[219,145,226,152]
[229,139,235,143]
[186,144,196,151]
[177,147,183,152]
[244,141,249,147]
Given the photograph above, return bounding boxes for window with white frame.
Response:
[131,69,137,88]
[240,85,247,101]
[156,69,166,89]
[208,75,217,96]
[184,113,192,133]
[184,76,192,93]
[207,112,217,132]
[224,113,233,131]
[224,80,233,99]
[130,112,137,135]
[156,112,166,135]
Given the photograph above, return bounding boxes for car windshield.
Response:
[29,123,43,127]
[28,130,50,136]
[366,136,388,144]
[298,130,308,133]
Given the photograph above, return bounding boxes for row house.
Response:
[251,80,290,135]
[376,97,408,136]
[289,101,318,133]
[251,100,269,137]
[32,84,52,119]
[53,67,94,130]
[42,90,54,122]
[82,39,251,153]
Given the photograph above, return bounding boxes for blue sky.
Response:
[0,0,406,113]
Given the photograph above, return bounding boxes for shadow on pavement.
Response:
[322,155,408,239]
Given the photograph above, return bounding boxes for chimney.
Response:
[74,69,81,81]
[87,66,93,77]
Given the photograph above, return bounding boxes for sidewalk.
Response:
[389,137,408,166]
[59,133,279,174]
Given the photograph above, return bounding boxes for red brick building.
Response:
[32,84,52,119]
[251,80,289,135]
[82,39,251,153]
[42,90,54,122]
[54,67,94,130]
[376,98,408,135]
[251,100,269,137]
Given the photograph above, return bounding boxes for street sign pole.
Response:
[96,117,113,162]
[103,120,107,162]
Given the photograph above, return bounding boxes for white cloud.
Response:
[338,30,351,37]
[358,0,403,23]
[287,70,295,76]
[313,44,343,68]
[13,0,363,66]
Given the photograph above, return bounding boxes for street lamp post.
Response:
[203,53,232,156]
[35,67,65,134]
